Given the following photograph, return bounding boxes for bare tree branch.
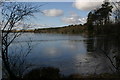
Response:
[1,2,41,80]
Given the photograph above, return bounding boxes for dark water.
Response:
[9,33,120,75]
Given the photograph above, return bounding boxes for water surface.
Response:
[9,33,115,75]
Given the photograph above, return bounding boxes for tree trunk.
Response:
[2,55,18,80]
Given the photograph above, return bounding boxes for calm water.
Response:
[9,33,115,75]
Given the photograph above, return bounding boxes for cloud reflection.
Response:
[44,47,59,56]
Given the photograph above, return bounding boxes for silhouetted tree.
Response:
[86,1,113,34]
[1,2,40,80]
[112,1,120,23]
[87,12,94,32]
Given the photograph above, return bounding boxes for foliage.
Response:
[87,1,113,33]
[23,67,120,80]
[23,67,61,80]
[34,24,86,34]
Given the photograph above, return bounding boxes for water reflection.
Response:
[74,53,113,75]
[8,33,120,76]
[85,34,120,74]
[0,58,2,79]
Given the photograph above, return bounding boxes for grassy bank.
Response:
[23,67,120,80]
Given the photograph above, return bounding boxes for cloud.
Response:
[43,9,63,17]
[61,13,86,24]
[73,0,104,11]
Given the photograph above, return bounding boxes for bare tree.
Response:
[1,2,41,80]
[6,40,34,78]
[112,1,120,23]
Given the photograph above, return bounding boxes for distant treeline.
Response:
[10,1,120,36]
[34,24,86,34]
[7,24,86,34]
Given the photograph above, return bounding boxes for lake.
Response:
[8,33,117,76]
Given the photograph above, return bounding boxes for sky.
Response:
[23,1,104,29]
[1,0,119,29]
[26,2,89,28]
